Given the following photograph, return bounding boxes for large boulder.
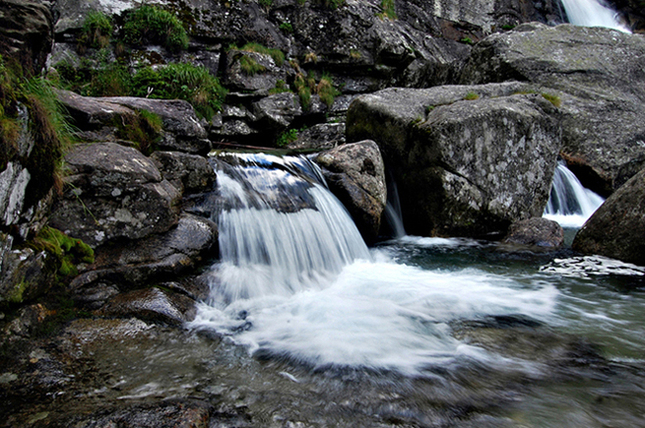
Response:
[56,90,210,154]
[68,213,217,308]
[347,82,561,237]
[0,0,53,74]
[314,141,387,244]
[572,167,645,266]
[460,23,645,195]
[49,142,181,248]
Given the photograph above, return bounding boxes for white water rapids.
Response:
[191,154,560,376]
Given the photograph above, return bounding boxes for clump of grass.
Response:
[279,22,294,33]
[303,52,318,64]
[239,43,285,67]
[350,50,362,60]
[460,37,474,45]
[259,0,273,10]
[463,92,479,100]
[115,109,163,155]
[239,55,266,75]
[22,77,75,201]
[132,63,227,120]
[0,55,21,170]
[294,72,316,110]
[316,73,340,109]
[122,5,189,52]
[77,11,113,51]
[541,92,562,108]
[276,128,299,147]
[269,79,291,95]
[377,0,397,20]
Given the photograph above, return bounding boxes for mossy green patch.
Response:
[122,4,189,52]
[28,226,94,280]
[78,11,113,51]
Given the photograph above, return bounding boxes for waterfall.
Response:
[207,153,370,303]
[543,162,605,228]
[561,0,631,32]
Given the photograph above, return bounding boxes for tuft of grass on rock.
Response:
[122,4,189,52]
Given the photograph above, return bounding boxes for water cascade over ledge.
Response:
[561,0,631,32]
[543,161,605,228]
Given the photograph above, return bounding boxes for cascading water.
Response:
[543,161,605,228]
[561,0,631,32]
[191,153,559,375]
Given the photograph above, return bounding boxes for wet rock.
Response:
[314,141,387,244]
[0,0,53,74]
[150,151,216,194]
[573,167,645,267]
[49,142,181,248]
[347,82,561,238]
[460,23,645,195]
[98,287,198,325]
[503,217,564,248]
[67,399,213,428]
[3,304,51,338]
[0,233,56,308]
[69,214,217,307]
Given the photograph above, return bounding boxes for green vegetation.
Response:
[122,4,189,52]
[501,24,516,31]
[78,11,113,51]
[463,92,479,100]
[114,109,163,155]
[29,227,95,279]
[460,37,474,45]
[132,63,227,120]
[0,55,21,171]
[56,58,227,121]
[279,22,294,33]
[276,128,299,147]
[239,55,266,75]
[541,92,562,108]
[259,0,273,9]
[317,73,340,109]
[239,43,285,67]
[269,79,291,95]
[294,72,316,110]
[378,0,397,20]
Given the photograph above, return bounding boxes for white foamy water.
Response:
[192,252,559,376]
[561,0,631,32]
[544,162,605,228]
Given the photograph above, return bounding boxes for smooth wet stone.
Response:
[503,217,564,248]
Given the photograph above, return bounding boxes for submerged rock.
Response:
[98,287,197,326]
[314,141,387,244]
[573,167,645,267]
[347,82,561,238]
[503,217,564,248]
[461,23,645,195]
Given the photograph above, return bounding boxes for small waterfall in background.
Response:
[543,161,605,228]
[383,175,406,239]
[561,0,631,32]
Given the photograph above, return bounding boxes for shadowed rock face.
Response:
[347,82,561,237]
[460,22,645,196]
[0,0,53,74]
[314,140,387,244]
[573,167,645,266]
[49,142,181,248]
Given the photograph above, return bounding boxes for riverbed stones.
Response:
[49,142,181,248]
[150,151,216,194]
[573,167,645,266]
[460,23,645,195]
[314,140,387,244]
[347,82,561,237]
